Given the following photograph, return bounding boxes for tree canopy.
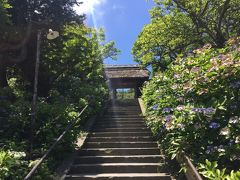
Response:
[132,0,240,72]
[0,0,84,87]
[0,0,119,94]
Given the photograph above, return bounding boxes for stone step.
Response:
[96,119,144,122]
[88,132,152,137]
[106,111,141,116]
[107,110,140,113]
[64,101,172,180]
[107,109,140,112]
[104,115,142,118]
[103,115,143,118]
[108,105,139,107]
[100,117,144,120]
[94,124,147,128]
[105,114,141,116]
[94,121,145,125]
[96,118,144,122]
[73,155,164,164]
[104,116,142,119]
[95,121,145,125]
[106,110,140,112]
[78,148,160,156]
[97,117,144,120]
[108,105,139,106]
[83,142,158,148]
[86,136,155,142]
[106,111,140,114]
[108,106,139,107]
[93,125,146,129]
[106,112,141,114]
[68,163,165,174]
[106,108,139,109]
[92,128,150,133]
[65,173,171,180]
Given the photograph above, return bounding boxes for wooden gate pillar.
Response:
[134,86,141,98]
[113,88,117,99]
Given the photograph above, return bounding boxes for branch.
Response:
[218,0,231,30]
[172,0,218,45]
[200,0,211,16]
[172,0,188,12]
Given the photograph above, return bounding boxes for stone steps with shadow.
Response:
[65,100,172,180]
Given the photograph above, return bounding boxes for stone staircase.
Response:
[64,100,172,180]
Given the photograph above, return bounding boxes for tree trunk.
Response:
[215,30,226,48]
[0,65,8,88]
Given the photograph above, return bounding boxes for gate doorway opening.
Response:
[116,88,135,99]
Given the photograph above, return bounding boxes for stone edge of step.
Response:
[65,173,171,177]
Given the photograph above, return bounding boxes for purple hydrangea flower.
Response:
[230,81,240,89]
[165,115,173,122]
[162,108,173,113]
[191,67,200,73]
[152,104,159,110]
[205,150,211,154]
[191,107,215,115]
[218,145,224,149]
[209,122,220,129]
[206,145,221,154]
[159,125,166,133]
[229,104,238,110]
[206,145,214,154]
[191,108,204,113]
[217,145,225,152]
[177,97,184,102]
[228,140,235,146]
[203,108,215,115]
[174,74,181,79]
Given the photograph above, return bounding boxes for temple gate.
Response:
[104,65,150,99]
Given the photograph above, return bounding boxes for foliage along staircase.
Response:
[64,99,172,180]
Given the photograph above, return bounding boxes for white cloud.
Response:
[74,0,106,15]
[113,4,125,17]
[112,4,124,11]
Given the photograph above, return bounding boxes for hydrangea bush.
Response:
[142,37,240,178]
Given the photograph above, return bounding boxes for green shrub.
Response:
[0,150,28,179]
[142,37,240,177]
[199,160,240,180]
[0,25,109,178]
[0,150,53,180]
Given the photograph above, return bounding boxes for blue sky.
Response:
[74,0,156,65]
